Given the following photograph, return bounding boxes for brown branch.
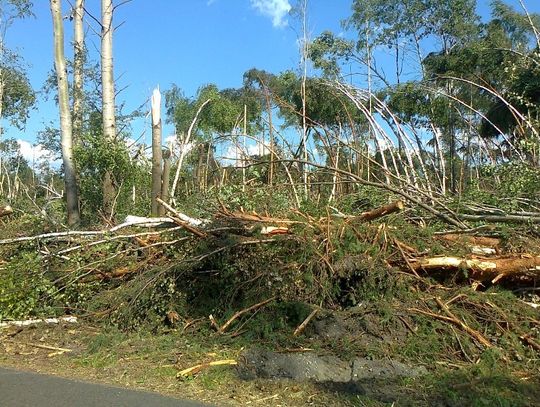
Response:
[218,297,277,334]
[410,300,492,349]
[293,308,319,336]
[356,200,404,222]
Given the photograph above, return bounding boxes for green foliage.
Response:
[0,52,36,129]
[165,82,263,139]
[75,125,149,220]
[0,251,55,319]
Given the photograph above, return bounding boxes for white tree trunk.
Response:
[101,0,116,218]
[50,0,80,226]
[151,87,162,216]
[72,0,85,142]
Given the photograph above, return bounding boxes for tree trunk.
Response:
[101,0,116,219]
[411,255,540,285]
[159,148,171,215]
[151,87,162,216]
[50,0,80,226]
[300,0,309,195]
[72,0,85,144]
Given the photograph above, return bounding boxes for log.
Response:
[0,205,13,217]
[356,200,405,222]
[438,234,501,248]
[411,255,540,284]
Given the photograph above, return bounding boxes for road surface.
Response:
[0,367,212,407]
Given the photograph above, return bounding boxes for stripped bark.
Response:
[411,255,540,284]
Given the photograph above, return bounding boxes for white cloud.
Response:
[250,0,291,28]
[220,141,269,167]
[16,140,58,167]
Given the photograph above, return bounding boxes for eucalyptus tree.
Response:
[50,0,80,226]
[423,0,540,165]
[72,0,85,143]
[101,0,116,219]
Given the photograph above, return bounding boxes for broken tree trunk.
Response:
[356,200,404,222]
[151,87,163,216]
[411,255,540,284]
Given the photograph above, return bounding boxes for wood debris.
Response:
[177,359,238,378]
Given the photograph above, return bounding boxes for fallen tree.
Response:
[410,255,540,284]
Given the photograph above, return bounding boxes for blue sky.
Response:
[5,0,350,157]
[3,0,540,163]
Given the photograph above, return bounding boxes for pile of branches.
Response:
[1,199,539,335]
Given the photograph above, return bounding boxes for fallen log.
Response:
[356,200,405,222]
[438,234,501,248]
[411,255,540,284]
[0,205,13,217]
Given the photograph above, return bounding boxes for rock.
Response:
[237,348,351,382]
[237,348,426,384]
[351,358,427,380]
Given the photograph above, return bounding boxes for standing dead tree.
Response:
[151,87,162,216]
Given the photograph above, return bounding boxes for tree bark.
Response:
[101,0,116,219]
[357,200,404,222]
[411,255,540,284]
[150,87,162,216]
[72,0,85,144]
[50,0,80,226]
[159,148,171,215]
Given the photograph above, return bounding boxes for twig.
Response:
[6,340,72,353]
[177,359,237,378]
[434,297,492,348]
[409,299,492,349]
[293,308,319,336]
[218,297,277,334]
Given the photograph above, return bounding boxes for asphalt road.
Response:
[0,367,212,407]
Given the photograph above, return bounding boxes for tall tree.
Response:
[50,0,80,226]
[150,87,162,216]
[101,0,116,219]
[72,0,85,143]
